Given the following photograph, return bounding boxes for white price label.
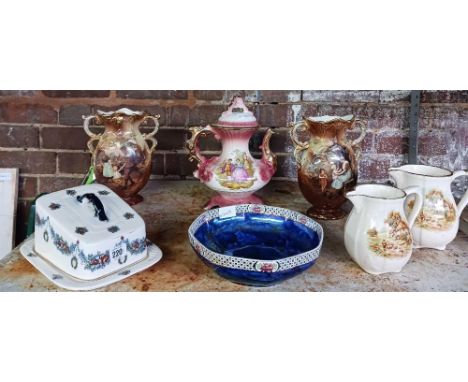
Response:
[0,173,12,182]
[218,206,237,219]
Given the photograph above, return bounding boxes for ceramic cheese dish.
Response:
[34,184,148,280]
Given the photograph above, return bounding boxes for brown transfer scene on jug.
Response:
[0,90,466,291]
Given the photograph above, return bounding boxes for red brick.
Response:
[91,104,166,126]
[151,128,187,151]
[42,90,110,98]
[189,105,225,125]
[196,131,222,152]
[168,105,189,126]
[165,153,197,177]
[419,134,447,155]
[299,104,320,118]
[318,104,353,117]
[58,152,91,174]
[0,91,36,97]
[274,155,288,177]
[258,90,301,103]
[116,90,188,99]
[59,104,92,125]
[459,91,468,103]
[151,153,165,176]
[254,104,290,127]
[358,158,392,181]
[0,125,39,148]
[302,90,380,103]
[193,90,225,100]
[18,176,38,198]
[164,153,180,176]
[0,151,56,174]
[347,130,374,153]
[274,155,298,178]
[38,177,81,193]
[379,91,411,103]
[421,91,461,103]
[0,103,57,124]
[249,129,289,153]
[42,127,89,150]
[375,134,408,154]
[15,200,32,245]
[224,91,258,103]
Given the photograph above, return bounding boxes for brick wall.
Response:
[0,90,467,243]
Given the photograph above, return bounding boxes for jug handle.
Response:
[403,186,423,228]
[82,115,101,155]
[142,114,160,153]
[349,119,367,150]
[452,170,468,218]
[187,125,215,164]
[259,128,277,169]
[289,121,310,164]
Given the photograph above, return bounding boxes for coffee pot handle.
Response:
[82,115,101,155]
[452,170,468,218]
[349,119,367,145]
[259,128,277,169]
[289,121,310,165]
[187,125,215,164]
[403,186,424,228]
[142,115,160,153]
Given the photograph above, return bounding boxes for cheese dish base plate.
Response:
[19,235,162,291]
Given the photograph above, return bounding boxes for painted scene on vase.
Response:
[301,144,355,194]
[214,150,257,190]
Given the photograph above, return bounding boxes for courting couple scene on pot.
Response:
[0,90,466,291]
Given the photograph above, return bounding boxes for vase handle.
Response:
[349,119,367,147]
[259,128,277,168]
[403,186,424,228]
[187,125,214,164]
[289,121,310,165]
[142,114,160,153]
[82,115,101,155]
[452,170,468,218]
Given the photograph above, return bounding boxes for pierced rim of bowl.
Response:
[188,204,324,273]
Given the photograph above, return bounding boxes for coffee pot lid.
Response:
[215,97,258,128]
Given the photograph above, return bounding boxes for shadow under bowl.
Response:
[188,205,323,287]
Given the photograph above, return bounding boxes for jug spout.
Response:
[346,190,364,213]
[388,167,406,187]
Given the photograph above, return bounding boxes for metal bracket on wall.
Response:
[408,90,421,164]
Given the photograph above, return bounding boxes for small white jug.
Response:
[344,184,423,274]
[389,165,468,250]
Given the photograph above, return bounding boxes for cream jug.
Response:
[389,165,468,250]
[344,184,423,274]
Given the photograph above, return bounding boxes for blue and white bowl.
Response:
[188,204,323,286]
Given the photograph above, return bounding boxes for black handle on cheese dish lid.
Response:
[76,193,109,222]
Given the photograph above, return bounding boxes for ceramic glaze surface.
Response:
[195,214,319,259]
[389,165,468,250]
[188,204,323,286]
[34,184,147,280]
[187,97,276,209]
[83,108,160,205]
[290,115,367,220]
[344,184,423,274]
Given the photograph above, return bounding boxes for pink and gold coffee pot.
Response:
[187,97,276,209]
